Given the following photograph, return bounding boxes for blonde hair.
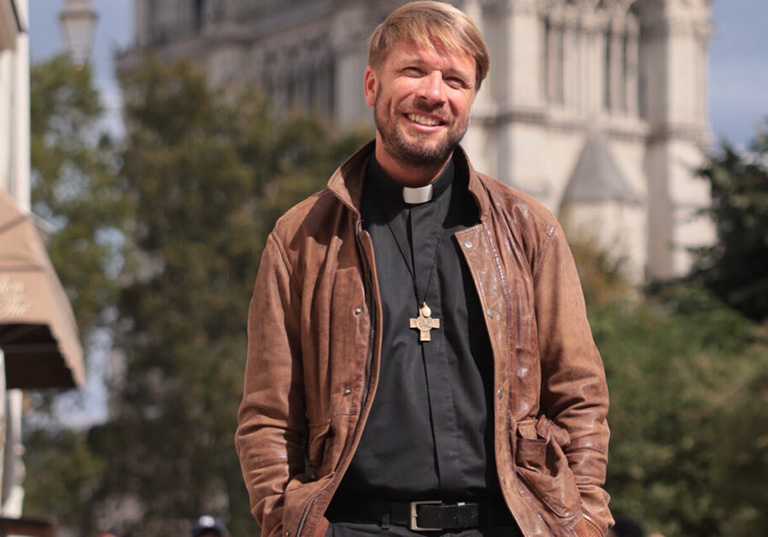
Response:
[368,1,490,89]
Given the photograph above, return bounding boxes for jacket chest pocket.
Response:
[513,417,582,520]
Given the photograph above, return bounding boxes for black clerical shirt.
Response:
[336,153,499,501]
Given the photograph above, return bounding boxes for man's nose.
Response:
[416,71,446,103]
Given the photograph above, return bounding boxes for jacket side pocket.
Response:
[514,416,582,520]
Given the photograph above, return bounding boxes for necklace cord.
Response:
[386,208,445,306]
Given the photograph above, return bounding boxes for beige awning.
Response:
[0,188,84,389]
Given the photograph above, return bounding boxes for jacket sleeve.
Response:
[235,232,308,537]
[533,222,613,537]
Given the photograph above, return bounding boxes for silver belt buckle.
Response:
[409,500,442,531]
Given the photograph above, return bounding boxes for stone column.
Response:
[640,1,714,279]
[562,10,578,111]
[461,0,490,170]
[578,20,586,114]
[694,25,711,126]
[585,12,606,115]
[505,0,542,108]
[546,17,562,105]
[609,18,625,114]
[625,18,639,117]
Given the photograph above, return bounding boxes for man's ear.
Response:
[364,66,378,107]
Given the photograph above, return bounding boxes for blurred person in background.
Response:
[192,515,230,537]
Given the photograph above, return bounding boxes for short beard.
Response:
[374,84,467,168]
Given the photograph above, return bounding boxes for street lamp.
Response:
[58,0,98,70]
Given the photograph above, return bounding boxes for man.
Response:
[192,515,230,537]
[236,2,612,537]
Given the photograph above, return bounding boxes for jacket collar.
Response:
[327,140,491,221]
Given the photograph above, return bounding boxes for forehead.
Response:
[383,39,476,75]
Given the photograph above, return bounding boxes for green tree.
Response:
[23,55,123,529]
[596,284,767,537]
[30,55,127,335]
[693,122,768,321]
[572,234,768,537]
[595,123,768,537]
[710,350,768,537]
[89,58,370,536]
[23,429,105,533]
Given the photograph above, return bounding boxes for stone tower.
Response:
[634,0,713,279]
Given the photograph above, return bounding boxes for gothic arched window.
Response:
[541,1,639,117]
[602,5,639,116]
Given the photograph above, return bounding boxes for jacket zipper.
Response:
[295,219,377,537]
[295,487,326,537]
[356,219,377,410]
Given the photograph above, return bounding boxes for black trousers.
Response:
[325,521,523,536]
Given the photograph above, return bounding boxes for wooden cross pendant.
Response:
[409,302,440,342]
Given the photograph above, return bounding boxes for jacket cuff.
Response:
[574,516,605,537]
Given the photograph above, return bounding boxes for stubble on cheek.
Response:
[373,86,466,168]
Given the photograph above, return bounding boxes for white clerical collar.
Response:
[402,184,434,204]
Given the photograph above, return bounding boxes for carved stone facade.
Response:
[118,0,715,281]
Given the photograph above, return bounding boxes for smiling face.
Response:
[364,39,477,186]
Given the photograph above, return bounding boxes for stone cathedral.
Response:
[118,0,714,282]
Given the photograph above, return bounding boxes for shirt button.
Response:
[353,306,363,315]
[487,309,494,319]
[464,240,473,248]
[344,387,352,396]
[497,389,503,400]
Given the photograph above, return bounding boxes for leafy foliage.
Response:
[24,54,369,536]
[30,55,128,335]
[24,55,120,531]
[23,429,105,533]
[570,238,636,308]
[89,58,370,536]
[572,223,768,537]
[710,354,768,537]
[595,285,768,537]
[692,122,768,321]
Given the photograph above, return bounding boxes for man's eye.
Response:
[403,67,423,76]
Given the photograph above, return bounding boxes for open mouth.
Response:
[406,113,446,127]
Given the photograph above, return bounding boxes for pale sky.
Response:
[28,0,768,147]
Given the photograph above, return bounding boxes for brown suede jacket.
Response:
[236,141,613,537]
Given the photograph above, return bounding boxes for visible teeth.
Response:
[408,114,439,126]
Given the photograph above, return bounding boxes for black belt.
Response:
[326,494,516,532]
